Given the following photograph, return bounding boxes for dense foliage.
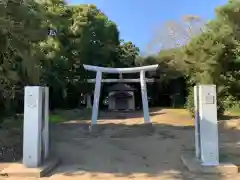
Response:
[0,0,240,121]
[182,1,240,114]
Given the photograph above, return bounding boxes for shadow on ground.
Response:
[0,109,240,179]
[52,108,168,121]
[219,115,240,121]
[47,119,240,180]
[49,122,190,179]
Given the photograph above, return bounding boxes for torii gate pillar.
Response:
[91,71,102,124]
[83,64,159,125]
[140,70,150,123]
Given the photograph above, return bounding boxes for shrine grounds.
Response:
[1,108,240,180]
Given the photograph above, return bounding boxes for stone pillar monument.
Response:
[23,86,49,168]
[1,86,58,177]
[181,84,238,174]
[194,84,219,166]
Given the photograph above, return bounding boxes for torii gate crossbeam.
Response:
[83,64,159,125]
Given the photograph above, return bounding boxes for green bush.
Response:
[221,95,240,111]
[185,87,225,117]
[185,88,195,117]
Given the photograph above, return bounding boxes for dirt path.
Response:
[1,108,240,180]
[51,125,191,179]
[47,109,240,180]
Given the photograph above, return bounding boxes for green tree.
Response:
[0,0,48,119]
[183,0,240,113]
[117,41,140,67]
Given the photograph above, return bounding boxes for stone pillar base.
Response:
[181,153,238,175]
[0,158,60,178]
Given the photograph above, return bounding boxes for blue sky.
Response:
[69,0,228,53]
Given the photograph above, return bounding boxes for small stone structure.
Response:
[108,83,135,111]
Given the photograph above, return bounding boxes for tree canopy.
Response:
[0,0,240,119]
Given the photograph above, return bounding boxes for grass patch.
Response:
[219,153,230,163]
[165,108,190,116]
[1,114,67,129]
[227,107,240,117]
[49,114,66,123]
[51,108,92,121]
[223,107,240,120]
[0,108,92,129]
[219,153,240,165]
[1,115,23,130]
[49,108,92,123]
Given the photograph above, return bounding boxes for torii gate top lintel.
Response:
[83,64,159,73]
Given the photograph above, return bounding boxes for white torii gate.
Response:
[83,64,159,125]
